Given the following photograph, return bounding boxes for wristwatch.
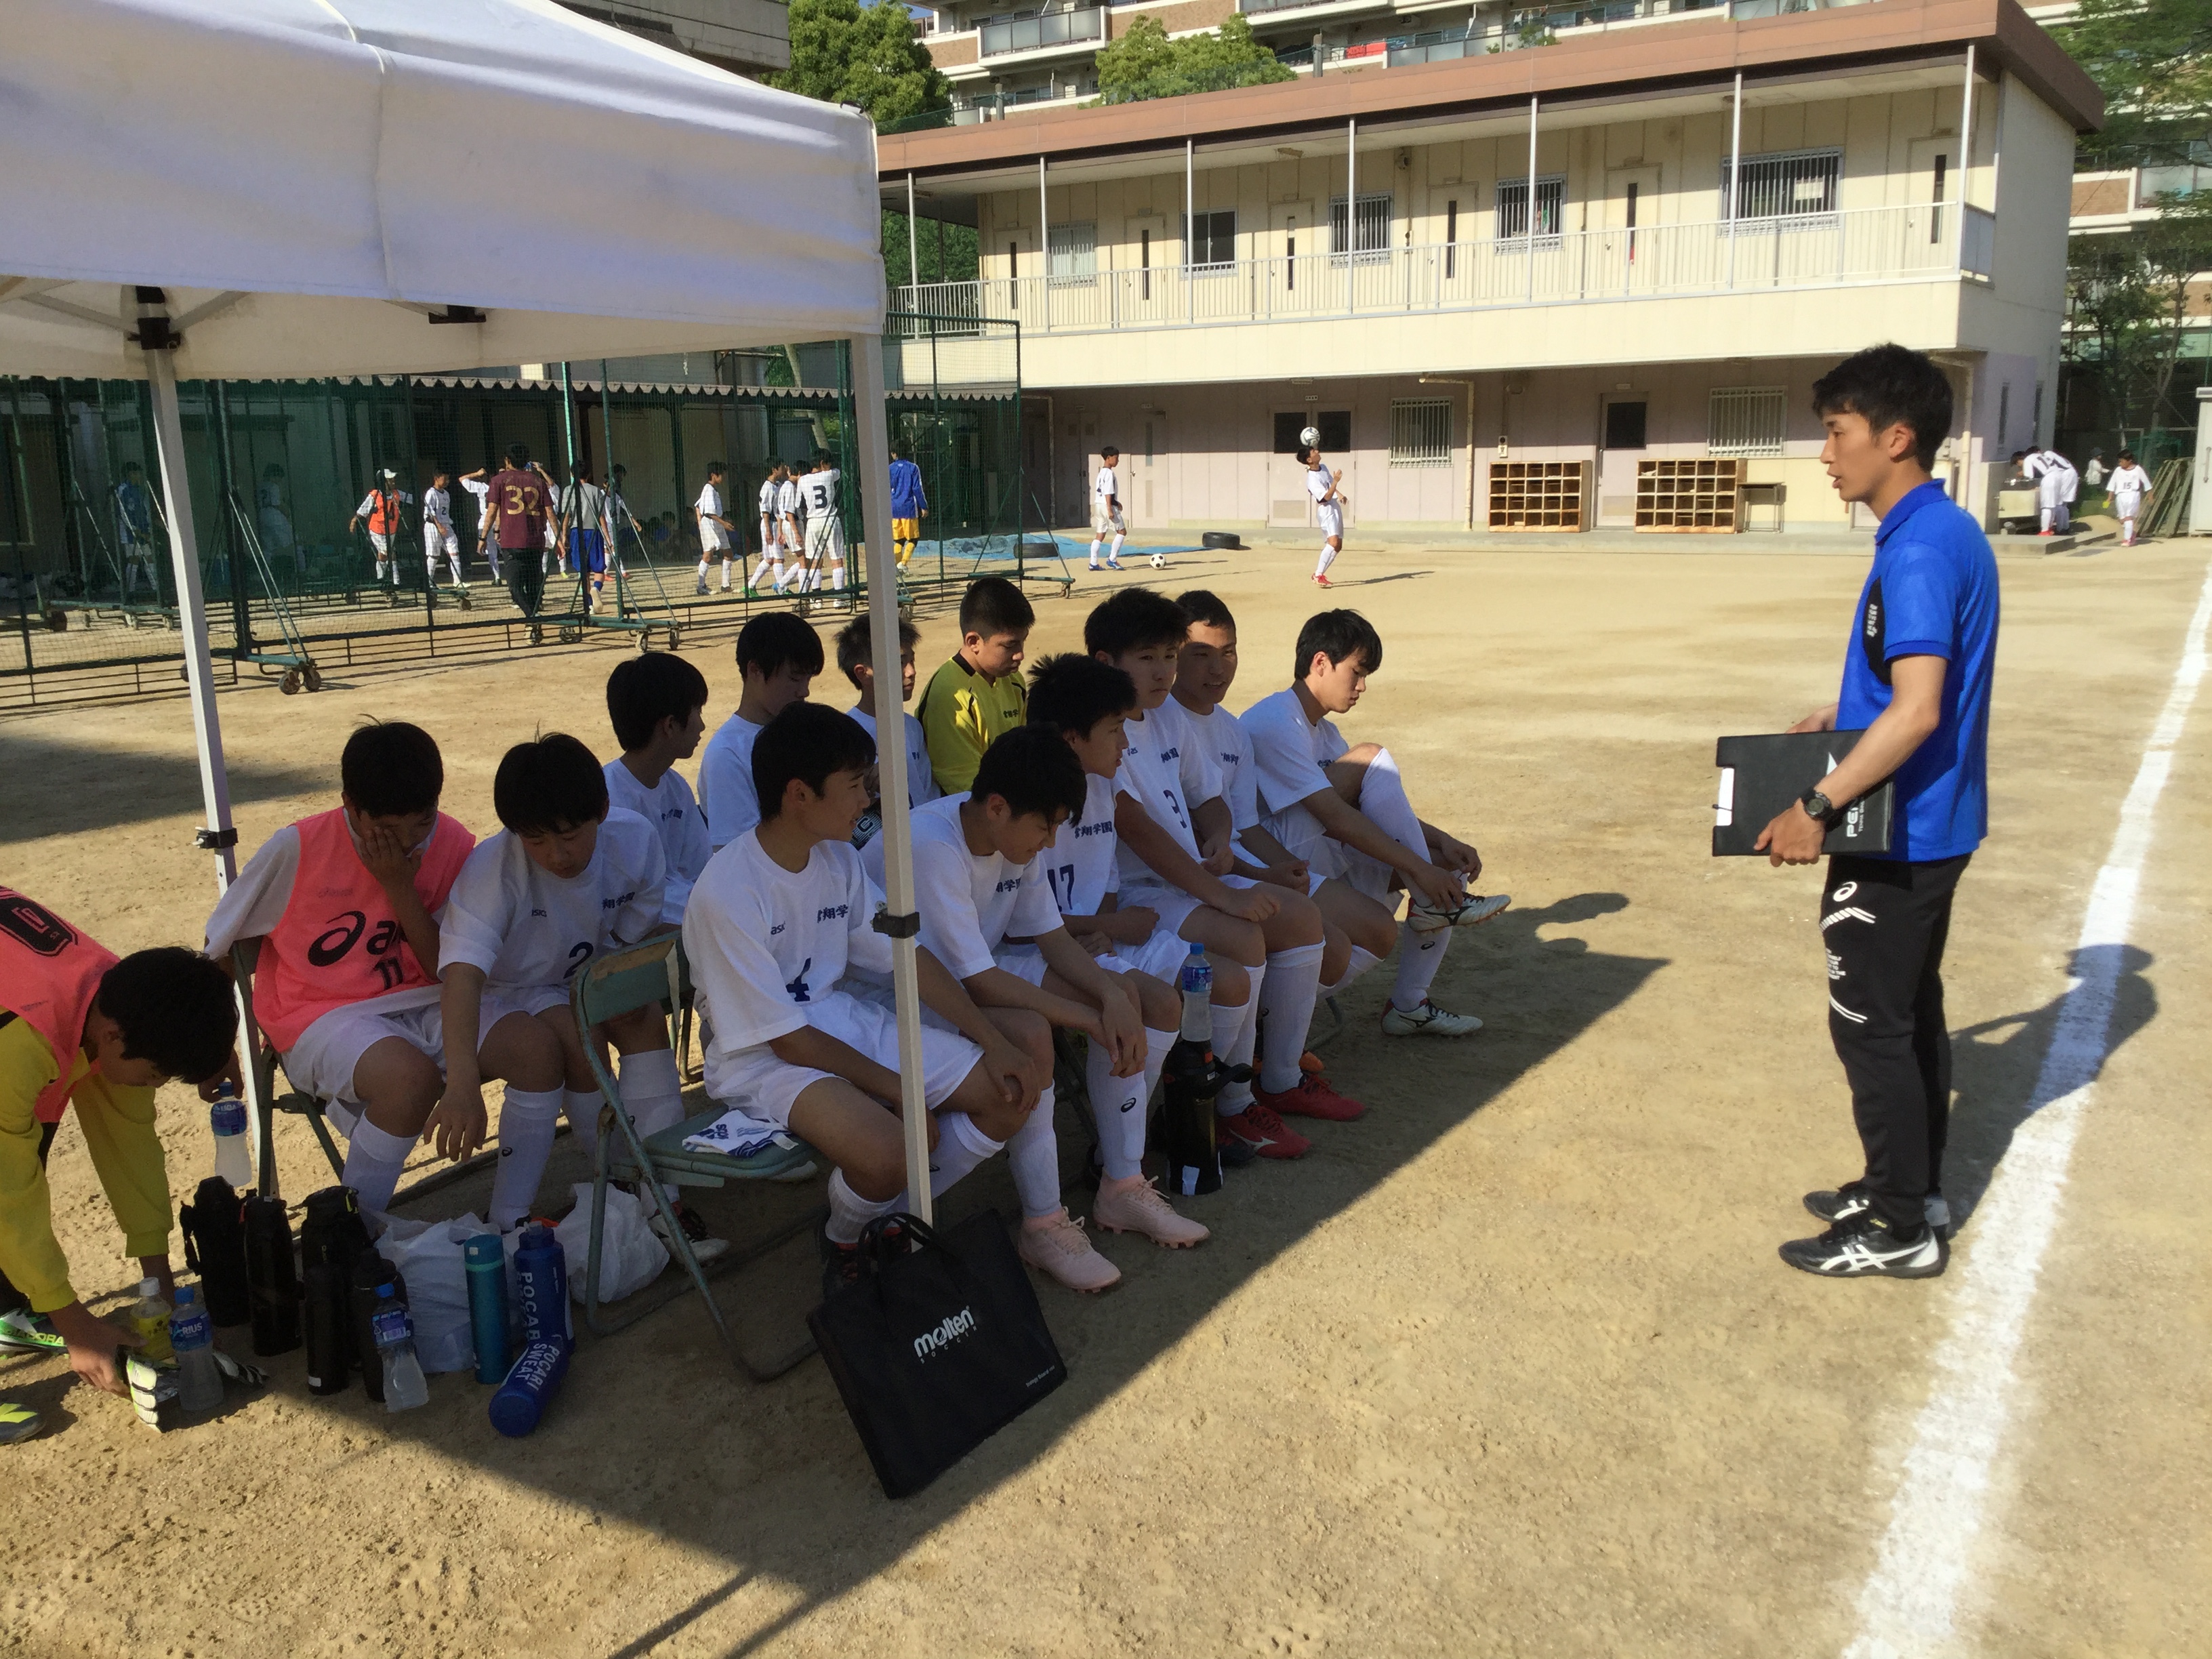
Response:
[1799,787,1838,826]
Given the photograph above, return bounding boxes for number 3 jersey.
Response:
[203,808,478,1052]
[438,808,665,996]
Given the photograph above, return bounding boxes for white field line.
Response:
[1842,560,2212,1659]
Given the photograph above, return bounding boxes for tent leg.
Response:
[146,331,274,1190]
[851,332,935,1223]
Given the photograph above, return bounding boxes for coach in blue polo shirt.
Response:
[1755,343,1999,1281]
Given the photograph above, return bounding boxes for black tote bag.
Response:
[807,1210,1067,1498]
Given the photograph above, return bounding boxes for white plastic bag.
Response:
[374,1213,486,1375]
[553,1184,669,1305]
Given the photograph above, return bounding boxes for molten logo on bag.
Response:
[913,1306,977,1361]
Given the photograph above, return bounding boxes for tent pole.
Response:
[851,330,934,1222]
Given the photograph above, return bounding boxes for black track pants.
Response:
[1821,852,1971,1232]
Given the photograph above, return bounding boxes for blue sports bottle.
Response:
[488,1338,572,1438]
[512,1223,571,1347]
[464,1233,510,1385]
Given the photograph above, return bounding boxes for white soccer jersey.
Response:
[758,479,779,520]
[1113,698,1222,888]
[422,486,453,532]
[603,760,714,928]
[683,832,890,1087]
[697,711,767,851]
[848,708,942,809]
[906,795,1061,978]
[1176,700,1257,832]
[777,479,800,520]
[438,808,665,994]
[2108,463,2151,505]
[695,482,729,550]
[801,470,840,517]
[1093,465,1118,506]
[461,476,491,525]
[1038,772,1121,918]
[1240,688,1348,867]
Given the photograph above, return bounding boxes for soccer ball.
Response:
[1298,425,1321,450]
[1149,552,1166,569]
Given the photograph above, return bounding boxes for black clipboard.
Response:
[1713,730,1893,856]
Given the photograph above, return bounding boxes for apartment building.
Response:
[557,0,790,76]
[884,0,2099,534]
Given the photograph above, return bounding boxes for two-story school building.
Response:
[882,0,2101,536]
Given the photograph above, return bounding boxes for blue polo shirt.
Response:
[888,458,926,519]
[1837,480,1999,862]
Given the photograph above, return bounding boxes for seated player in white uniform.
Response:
[682,703,1054,1294]
[1027,653,1275,1167]
[834,614,941,851]
[910,726,1207,1288]
[602,652,714,930]
[1087,589,1366,1155]
[425,735,677,1233]
[1242,609,1509,1042]
[698,612,822,854]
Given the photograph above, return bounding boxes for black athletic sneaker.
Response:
[1804,1183,1952,1239]
[1779,1212,1946,1279]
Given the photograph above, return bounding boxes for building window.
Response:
[1723,149,1842,220]
[1390,399,1452,467]
[1141,228,1152,300]
[1329,194,1392,262]
[1495,176,1565,241]
[1183,209,1235,270]
[1605,401,1647,450]
[1008,239,1020,309]
[1048,221,1096,286]
[1708,386,1787,457]
[1445,199,1458,279]
[1274,411,1350,453]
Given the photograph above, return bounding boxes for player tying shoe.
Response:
[1088,446,1127,571]
[681,703,1054,1296]
[918,577,1033,796]
[427,735,708,1253]
[1089,588,1363,1160]
[699,612,823,852]
[1243,610,1508,1041]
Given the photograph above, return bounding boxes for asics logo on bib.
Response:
[769,922,785,936]
[913,1306,977,1361]
[0,891,76,956]
[1831,882,1858,902]
[530,907,548,918]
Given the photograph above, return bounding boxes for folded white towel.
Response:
[681,1107,792,1160]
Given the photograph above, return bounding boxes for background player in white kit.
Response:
[422,470,464,588]
[1088,446,1126,571]
[425,735,680,1233]
[458,466,500,581]
[681,703,1052,1293]
[777,466,802,579]
[798,455,848,605]
[752,464,789,595]
[350,468,412,588]
[2107,449,2152,546]
[694,461,737,594]
[1303,440,1347,587]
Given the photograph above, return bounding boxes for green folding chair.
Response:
[571,933,825,1381]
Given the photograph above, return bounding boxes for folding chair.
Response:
[572,933,825,1381]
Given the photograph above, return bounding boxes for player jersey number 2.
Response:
[1043,864,1078,910]
[1159,787,1187,830]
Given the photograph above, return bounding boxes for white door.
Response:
[1597,395,1647,527]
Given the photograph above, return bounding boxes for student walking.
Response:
[695,462,737,594]
[2107,450,2152,546]
[889,447,928,567]
[1088,447,1126,571]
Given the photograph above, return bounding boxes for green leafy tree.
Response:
[2053,0,2212,169]
[1096,15,1294,104]
[772,0,949,129]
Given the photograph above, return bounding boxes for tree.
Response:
[1096,16,1294,104]
[2052,0,2212,170]
[771,0,949,130]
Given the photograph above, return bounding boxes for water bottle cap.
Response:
[1187,941,1204,954]
[138,1275,161,1296]
[173,1284,197,1307]
[376,1282,396,1299]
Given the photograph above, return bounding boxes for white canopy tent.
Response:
[0,0,942,1217]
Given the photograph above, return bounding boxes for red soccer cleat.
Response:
[1254,1072,1366,1122]
[1218,1101,1311,1160]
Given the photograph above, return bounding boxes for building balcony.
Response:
[979,6,1105,58]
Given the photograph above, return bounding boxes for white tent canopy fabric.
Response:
[0,0,939,1219]
[0,0,885,378]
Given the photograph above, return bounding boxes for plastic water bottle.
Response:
[371,1283,429,1412]
[128,1276,173,1364]
[169,1284,224,1412]
[1178,943,1212,1045]
[209,1086,251,1189]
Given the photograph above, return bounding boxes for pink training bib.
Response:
[0,887,120,1125]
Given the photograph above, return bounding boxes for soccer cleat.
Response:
[1407,893,1513,933]
[0,1401,43,1446]
[650,1202,731,1266]
[1313,574,1332,588]
[1778,1213,1946,1279]
[1804,1183,1952,1238]
[1254,1072,1366,1122]
[1092,1179,1210,1248]
[1018,1210,1122,1292]
[0,1309,62,1355]
[1105,558,1125,571]
[1215,1130,1258,1168]
[1380,1000,1484,1038]
[1218,1102,1309,1160]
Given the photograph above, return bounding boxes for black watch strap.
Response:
[1801,787,1836,825]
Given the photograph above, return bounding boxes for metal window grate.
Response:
[1047,221,1096,285]
[1329,193,1393,262]
[1722,150,1841,220]
[1495,176,1565,241]
[1389,399,1452,467]
[1707,387,1787,457]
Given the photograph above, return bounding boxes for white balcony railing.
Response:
[896,203,1994,335]
[980,6,1103,57]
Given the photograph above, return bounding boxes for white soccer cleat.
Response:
[1380,1000,1484,1038]
[1017,1208,1122,1292]
[1091,1179,1209,1248]
[1406,893,1512,934]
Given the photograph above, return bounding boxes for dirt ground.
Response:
[3,532,2207,1658]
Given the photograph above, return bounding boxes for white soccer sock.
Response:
[720,562,732,589]
[829,564,845,594]
[1214,964,1263,1114]
[1258,941,1325,1094]
[927,1110,1005,1200]
[449,555,464,584]
[1005,1086,1061,1218]
[1086,1036,1162,1183]
[1319,944,1386,1000]
[1315,541,1338,578]
[750,552,775,589]
[340,1120,415,1214]
[1107,533,1125,562]
[1357,747,1431,861]
[488,1086,565,1231]
[1088,538,1103,565]
[825,1168,901,1245]
[617,1049,683,1139]
[1391,922,1450,1012]
[696,559,710,585]
[562,1088,603,1141]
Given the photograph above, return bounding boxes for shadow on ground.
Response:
[0,730,329,844]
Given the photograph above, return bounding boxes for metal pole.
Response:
[1188,138,1198,325]
[1347,120,1357,316]
[907,172,921,304]
[1957,44,1977,266]
[1525,97,1538,304]
[1727,72,1744,289]
[1038,154,1049,333]
[212,383,253,663]
[849,330,935,1221]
